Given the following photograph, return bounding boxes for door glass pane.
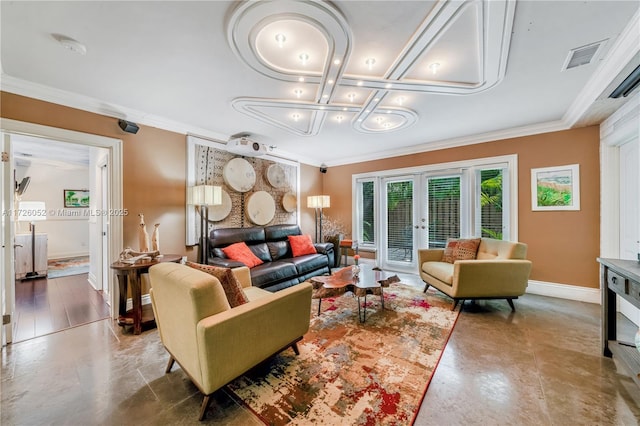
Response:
[359,180,375,244]
[479,169,503,240]
[386,180,413,262]
[428,176,460,248]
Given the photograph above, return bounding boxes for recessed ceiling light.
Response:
[357,118,363,122]
[53,34,87,55]
[293,89,303,98]
[385,83,392,89]
[383,122,392,128]
[298,76,305,82]
[336,115,344,123]
[429,62,440,75]
[322,94,329,99]
[328,79,334,84]
[365,58,376,70]
[396,96,405,106]
[374,98,380,102]
[291,113,301,122]
[334,58,341,65]
[357,81,363,86]
[386,110,392,114]
[320,106,325,110]
[375,116,384,123]
[299,53,310,65]
[275,33,286,48]
[342,107,348,111]
[347,93,356,102]
[365,110,370,113]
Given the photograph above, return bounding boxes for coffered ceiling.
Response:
[1,1,639,166]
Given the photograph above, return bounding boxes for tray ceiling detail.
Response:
[227,0,515,136]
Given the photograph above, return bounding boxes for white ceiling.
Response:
[1,1,639,167]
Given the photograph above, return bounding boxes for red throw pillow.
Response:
[288,234,317,257]
[221,242,264,268]
[442,238,481,264]
[185,261,249,308]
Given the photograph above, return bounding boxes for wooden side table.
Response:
[110,254,182,334]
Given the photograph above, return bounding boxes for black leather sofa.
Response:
[208,224,334,292]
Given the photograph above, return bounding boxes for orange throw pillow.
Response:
[185,261,249,308]
[288,234,317,257]
[442,238,481,264]
[221,242,264,268]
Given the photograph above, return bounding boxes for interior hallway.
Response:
[2,274,639,424]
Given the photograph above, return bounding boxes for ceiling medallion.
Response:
[227,0,515,137]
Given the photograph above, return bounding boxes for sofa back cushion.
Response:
[267,240,290,260]
[264,224,302,260]
[476,238,527,260]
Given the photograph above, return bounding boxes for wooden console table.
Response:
[110,254,182,335]
[598,258,640,387]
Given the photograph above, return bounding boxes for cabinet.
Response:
[599,258,640,388]
[15,233,48,279]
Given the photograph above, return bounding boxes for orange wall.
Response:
[1,92,193,259]
[322,126,601,288]
[2,92,600,288]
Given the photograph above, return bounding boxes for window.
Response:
[478,169,504,239]
[427,176,461,248]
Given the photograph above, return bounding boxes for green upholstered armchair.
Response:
[418,238,532,311]
[149,262,311,420]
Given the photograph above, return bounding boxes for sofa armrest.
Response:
[452,259,532,297]
[196,282,312,393]
[418,249,444,265]
[231,266,252,289]
[208,257,245,269]
[314,242,333,254]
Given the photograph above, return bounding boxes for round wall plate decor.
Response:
[266,164,287,188]
[223,157,256,192]
[207,189,232,221]
[282,192,297,212]
[246,191,276,225]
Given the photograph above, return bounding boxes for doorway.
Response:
[1,118,123,345]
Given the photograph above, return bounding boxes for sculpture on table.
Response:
[138,213,150,252]
[152,223,160,252]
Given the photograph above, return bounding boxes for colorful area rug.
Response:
[227,282,460,425]
[47,256,90,278]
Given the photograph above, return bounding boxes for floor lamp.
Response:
[188,185,222,264]
[307,195,330,243]
[18,201,47,279]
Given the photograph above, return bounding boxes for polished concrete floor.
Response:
[2,275,639,425]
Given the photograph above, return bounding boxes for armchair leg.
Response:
[165,356,176,373]
[198,395,211,421]
[291,342,300,355]
[423,283,430,293]
[507,298,516,311]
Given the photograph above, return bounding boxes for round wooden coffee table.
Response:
[310,265,400,322]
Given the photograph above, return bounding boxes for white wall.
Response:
[15,163,90,259]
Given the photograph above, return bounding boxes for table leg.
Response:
[381,287,385,309]
[128,270,143,335]
[317,298,322,315]
[117,273,128,318]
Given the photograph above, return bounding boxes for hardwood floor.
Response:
[13,273,110,343]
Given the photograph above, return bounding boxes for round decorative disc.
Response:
[282,192,297,212]
[246,191,276,225]
[266,164,287,188]
[207,189,232,221]
[223,157,256,192]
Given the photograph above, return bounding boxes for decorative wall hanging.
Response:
[531,164,580,211]
[223,157,256,192]
[266,163,288,188]
[246,191,277,225]
[186,136,300,246]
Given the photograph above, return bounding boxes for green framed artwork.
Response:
[64,189,90,208]
[531,164,580,211]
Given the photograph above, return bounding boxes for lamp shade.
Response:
[307,195,330,209]
[187,185,222,206]
[18,201,47,221]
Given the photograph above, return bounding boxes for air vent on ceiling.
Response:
[562,40,607,71]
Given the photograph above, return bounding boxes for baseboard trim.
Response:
[526,280,600,304]
[87,273,98,291]
[125,294,152,311]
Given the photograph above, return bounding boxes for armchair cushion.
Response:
[222,242,264,268]
[442,238,481,263]
[288,234,317,257]
[186,261,249,308]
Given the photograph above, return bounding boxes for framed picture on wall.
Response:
[531,164,580,211]
[64,189,90,208]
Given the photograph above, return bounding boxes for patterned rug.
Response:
[47,256,90,278]
[227,282,460,425]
